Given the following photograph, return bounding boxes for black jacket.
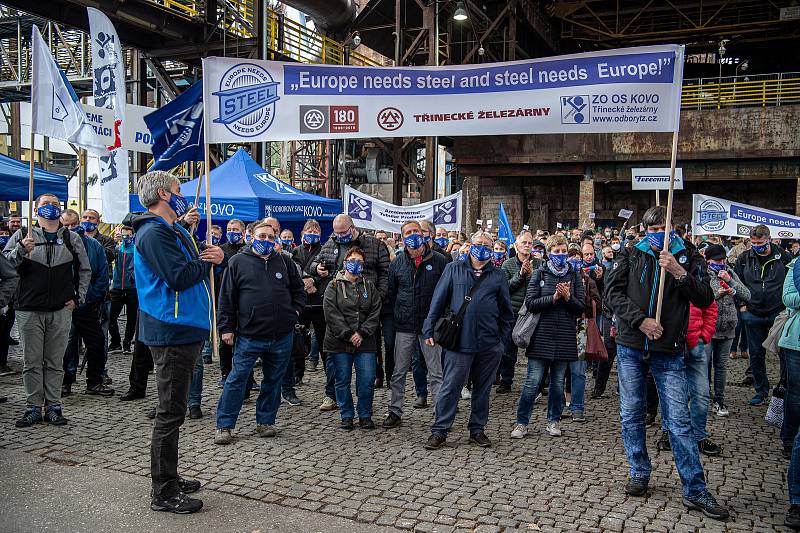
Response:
[502,255,542,314]
[221,241,245,260]
[734,244,792,317]
[310,232,389,301]
[388,247,449,334]
[322,271,382,353]
[525,264,585,361]
[293,243,323,307]
[604,237,713,353]
[430,241,453,263]
[217,249,306,341]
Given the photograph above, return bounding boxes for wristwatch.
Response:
[675,273,688,285]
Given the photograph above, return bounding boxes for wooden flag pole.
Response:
[654,130,680,323]
[27,130,35,239]
[203,144,219,360]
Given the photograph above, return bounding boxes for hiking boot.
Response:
[469,432,492,448]
[682,490,729,520]
[571,410,586,423]
[177,477,201,494]
[657,432,671,451]
[319,396,338,411]
[119,390,145,401]
[0,364,15,376]
[108,344,123,354]
[382,413,401,429]
[281,392,302,406]
[44,405,67,426]
[340,417,354,430]
[85,383,115,397]
[256,424,276,438]
[625,477,649,497]
[496,383,512,394]
[786,504,800,529]
[545,421,561,437]
[359,417,375,430]
[188,406,203,419]
[424,434,447,450]
[15,406,42,428]
[645,413,656,426]
[214,428,233,445]
[150,492,203,514]
[698,438,722,457]
[413,396,428,409]
[510,424,528,439]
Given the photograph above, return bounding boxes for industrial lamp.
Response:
[453,1,468,21]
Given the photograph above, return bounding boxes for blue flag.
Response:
[497,202,515,245]
[144,81,204,171]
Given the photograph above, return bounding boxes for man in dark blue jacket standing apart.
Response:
[133,171,224,514]
[422,230,513,449]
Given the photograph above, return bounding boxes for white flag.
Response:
[88,7,129,223]
[31,25,106,155]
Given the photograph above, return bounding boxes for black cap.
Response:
[704,244,727,261]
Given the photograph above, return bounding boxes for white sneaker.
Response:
[319,396,338,411]
[510,424,528,439]
[461,387,472,400]
[214,428,232,445]
[545,421,561,437]
[716,403,729,417]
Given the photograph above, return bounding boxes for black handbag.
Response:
[433,273,488,351]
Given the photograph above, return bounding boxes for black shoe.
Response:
[424,434,447,450]
[496,383,511,394]
[202,355,212,365]
[8,337,19,346]
[590,389,603,399]
[120,390,145,402]
[61,383,72,397]
[645,413,656,427]
[307,359,318,372]
[698,438,722,457]
[15,407,43,428]
[375,377,384,388]
[0,364,15,376]
[151,492,203,514]
[177,476,201,494]
[740,376,754,386]
[413,396,428,409]
[108,344,123,354]
[122,344,133,355]
[188,406,202,419]
[625,477,649,497]
[44,405,68,426]
[656,432,671,451]
[784,447,794,460]
[359,417,375,430]
[469,432,492,448]
[786,504,800,529]
[147,407,156,419]
[85,383,115,397]
[340,417,354,430]
[382,413,401,429]
[683,491,729,520]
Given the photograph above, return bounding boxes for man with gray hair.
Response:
[422,230,513,449]
[132,171,224,514]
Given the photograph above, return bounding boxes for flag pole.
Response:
[203,144,219,360]
[27,129,35,239]
[654,130,679,323]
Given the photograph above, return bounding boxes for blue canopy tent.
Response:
[0,152,68,200]
[130,148,339,242]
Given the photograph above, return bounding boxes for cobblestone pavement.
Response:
[0,336,793,533]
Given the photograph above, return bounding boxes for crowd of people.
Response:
[4,170,800,526]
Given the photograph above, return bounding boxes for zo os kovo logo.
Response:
[697,199,728,232]
[433,199,457,225]
[348,193,372,221]
[560,95,590,124]
[213,63,279,137]
[377,107,403,131]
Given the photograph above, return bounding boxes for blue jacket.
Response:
[780,258,800,352]
[81,233,109,305]
[133,213,212,346]
[423,258,514,353]
[112,242,136,290]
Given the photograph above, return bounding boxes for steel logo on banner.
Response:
[213,63,280,137]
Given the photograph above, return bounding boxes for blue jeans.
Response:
[215,333,293,429]
[783,348,800,451]
[308,331,319,363]
[616,344,706,498]
[432,343,503,437]
[498,337,518,386]
[331,351,376,420]
[188,349,203,408]
[741,310,777,399]
[516,358,567,424]
[706,337,733,405]
[569,359,587,413]
[663,341,709,442]
[411,341,427,398]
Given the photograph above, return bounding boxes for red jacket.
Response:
[686,301,718,349]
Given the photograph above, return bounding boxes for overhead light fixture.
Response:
[453,1,468,21]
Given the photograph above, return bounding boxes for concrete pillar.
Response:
[578,177,594,229]
[462,176,480,235]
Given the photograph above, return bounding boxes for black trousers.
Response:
[593,316,619,395]
[150,341,202,499]
[109,289,138,347]
[63,302,106,388]
[129,340,154,395]
[219,341,233,378]
[0,306,11,367]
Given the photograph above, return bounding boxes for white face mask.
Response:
[611,243,621,251]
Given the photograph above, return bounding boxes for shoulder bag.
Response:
[434,272,488,351]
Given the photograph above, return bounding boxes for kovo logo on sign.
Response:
[631,168,684,190]
[433,198,457,225]
[560,95,589,124]
[213,63,279,138]
[253,173,298,195]
[189,201,236,217]
[348,193,372,221]
[697,199,728,232]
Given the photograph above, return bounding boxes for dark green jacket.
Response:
[502,255,542,314]
[322,271,382,353]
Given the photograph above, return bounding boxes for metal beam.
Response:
[462,2,513,64]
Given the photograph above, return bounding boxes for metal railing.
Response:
[682,72,800,110]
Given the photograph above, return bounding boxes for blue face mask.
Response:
[226,231,242,244]
[532,249,544,259]
[69,226,84,235]
[0,236,9,248]
[458,252,468,262]
[403,233,425,250]
[211,235,220,246]
[709,262,726,273]
[344,259,363,276]
[470,244,493,262]
[281,238,293,247]
[245,234,253,245]
[492,251,506,261]
[80,221,97,233]
[549,253,568,268]
[568,258,582,270]
[37,204,61,220]
[646,230,676,250]
[303,233,320,245]
[423,235,431,243]
[167,192,189,218]
[252,239,275,256]
[434,237,449,248]
[334,229,353,244]
[752,242,769,254]
[122,236,134,247]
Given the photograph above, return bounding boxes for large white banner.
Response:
[88,7,128,223]
[693,194,800,239]
[344,186,461,233]
[83,103,154,154]
[203,44,684,142]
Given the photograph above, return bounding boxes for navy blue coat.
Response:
[423,258,514,353]
[388,247,449,334]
